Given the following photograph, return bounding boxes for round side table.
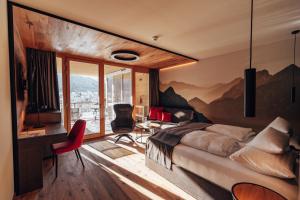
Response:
[231,182,287,200]
[135,122,160,143]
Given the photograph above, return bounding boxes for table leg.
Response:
[140,128,143,143]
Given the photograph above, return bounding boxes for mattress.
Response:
[172,144,298,200]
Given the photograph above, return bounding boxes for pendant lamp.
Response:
[244,0,256,117]
[291,30,299,103]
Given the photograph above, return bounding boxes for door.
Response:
[104,65,132,134]
[69,60,101,138]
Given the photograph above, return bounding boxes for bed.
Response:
[145,119,299,200]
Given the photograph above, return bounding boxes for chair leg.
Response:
[123,134,134,142]
[76,149,85,168]
[55,155,58,178]
[115,134,134,143]
[115,135,122,143]
[74,150,79,159]
[126,134,135,143]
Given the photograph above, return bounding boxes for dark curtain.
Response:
[149,69,160,107]
[27,48,60,113]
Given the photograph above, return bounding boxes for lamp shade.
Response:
[244,68,256,117]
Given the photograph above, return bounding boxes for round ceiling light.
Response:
[111,50,140,62]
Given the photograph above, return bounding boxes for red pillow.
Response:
[162,112,172,122]
[149,107,163,120]
[157,111,163,121]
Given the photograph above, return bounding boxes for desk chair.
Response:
[52,119,86,178]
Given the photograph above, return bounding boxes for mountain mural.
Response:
[160,65,300,132]
[159,87,211,123]
[160,77,243,103]
[188,97,207,111]
[221,70,272,100]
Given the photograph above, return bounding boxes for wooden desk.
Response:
[17,124,67,195]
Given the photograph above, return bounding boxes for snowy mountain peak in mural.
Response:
[160,66,300,131]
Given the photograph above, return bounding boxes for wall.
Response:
[0,0,15,199]
[160,39,300,132]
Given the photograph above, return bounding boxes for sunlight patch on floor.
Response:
[81,143,196,200]
[82,154,165,200]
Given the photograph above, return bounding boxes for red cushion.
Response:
[52,120,86,155]
[52,141,74,154]
[157,111,163,121]
[162,112,172,122]
[149,107,163,120]
[149,107,157,120]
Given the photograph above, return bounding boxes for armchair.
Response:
[111,104,135,143]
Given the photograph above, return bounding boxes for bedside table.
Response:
[231,182,286,200]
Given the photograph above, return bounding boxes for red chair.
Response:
[52,119,86,178]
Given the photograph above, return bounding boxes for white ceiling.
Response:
[12,0,300,59]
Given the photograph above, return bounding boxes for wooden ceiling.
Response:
[12,5,197,69]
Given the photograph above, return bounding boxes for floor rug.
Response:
[88,140,135,159]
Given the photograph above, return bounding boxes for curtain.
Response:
[27,48,60,113]
[149,69,160,107]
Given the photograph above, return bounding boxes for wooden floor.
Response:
[14,134,195,200]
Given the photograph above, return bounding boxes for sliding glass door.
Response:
[57,57,148,139]
[104,65,132,134]
[69,61,100,137]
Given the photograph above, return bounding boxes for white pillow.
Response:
[230,146,296,179]
[267,117,291,135]
[181,130,240,157]
[205,124,256,142]
[247,127,289,154]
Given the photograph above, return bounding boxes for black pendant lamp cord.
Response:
[294,34,297,65]
[249,0,254,69]
[292,34,296,87]
[291,30,299,103]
